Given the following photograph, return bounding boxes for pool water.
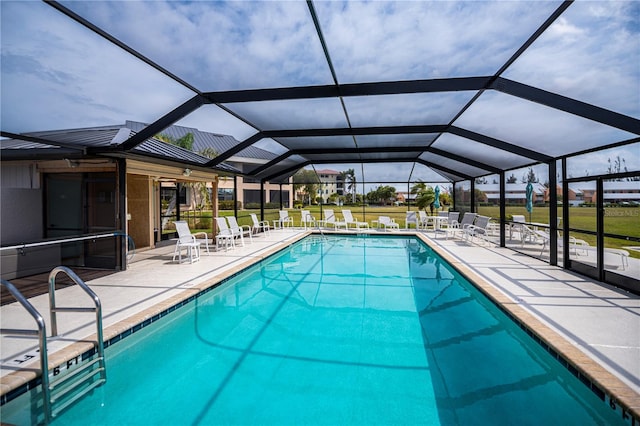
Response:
[4,236,623,425]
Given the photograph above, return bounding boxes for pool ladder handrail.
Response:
[47,266,107,419]
[0,279,52,421]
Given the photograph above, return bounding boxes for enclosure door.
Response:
[45,173,118,268]
[46,174,84,264]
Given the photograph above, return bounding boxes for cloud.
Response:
[1,1,193,133]
[503,1,640,118]
[1,0,637,186]
[454,91,636,158]
[61,1,332,91]
[314,1,561,82]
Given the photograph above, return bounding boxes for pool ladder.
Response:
[0,266,107,423]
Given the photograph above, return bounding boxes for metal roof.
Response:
[0,125,240,174]
[1,1,639,184]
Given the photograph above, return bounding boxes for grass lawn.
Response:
[179,205,639,259]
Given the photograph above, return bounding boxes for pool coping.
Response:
[1,231,638,423]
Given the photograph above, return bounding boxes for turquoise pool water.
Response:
[4,235,622,425]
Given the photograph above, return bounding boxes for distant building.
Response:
[315,169,343,203]
[567,181,640,206]
[475,183,546,205]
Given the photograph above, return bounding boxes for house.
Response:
[476,183,546,205]
[0,124,241,279]
[125,121,294,209]
[567,181,640,206]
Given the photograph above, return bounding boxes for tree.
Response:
[156,132,194,151]
[522,167,538,183]
[192,147,218,211]
[293,169,320,204]
[411,181,436,214]
[366,185,396,205]
[475,177,488,184]
[155,132,206,212]
[341,168,357,203]
[507,173,518,184]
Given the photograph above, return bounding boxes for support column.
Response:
[549,161,558,266]
[117,159,127,270]
[562,159,570,268]
[260,180,265,221]
[233,175,238,217]
[499,171,506,248]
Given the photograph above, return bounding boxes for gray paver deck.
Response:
[1,228,638,412]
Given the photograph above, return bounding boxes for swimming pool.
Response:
[2,235,624,425]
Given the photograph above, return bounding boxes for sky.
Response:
[1,0,638,186]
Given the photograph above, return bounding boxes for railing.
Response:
[1,267,108,422]
[48,266,107,419]
[0,279,52,422]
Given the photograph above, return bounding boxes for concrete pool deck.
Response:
[1,228,638,419]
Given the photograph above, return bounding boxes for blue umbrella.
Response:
[434,186,441,210]
[525,182,533,222]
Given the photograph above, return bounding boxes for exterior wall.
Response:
[126,174,153,250]
[1,163,42,245]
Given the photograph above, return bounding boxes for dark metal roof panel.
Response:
[125,121,275,161]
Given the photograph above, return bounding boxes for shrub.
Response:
[219,200,242,210]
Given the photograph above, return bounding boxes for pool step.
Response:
[49,356,106,418]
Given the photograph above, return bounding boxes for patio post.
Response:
[260,180,265,221]
[470,179,476,213]
[562,158,570,268]
[233,175,238,218]
[549,160,558,265]
[499,171,506,248]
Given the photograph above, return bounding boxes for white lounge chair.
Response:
[277,210,294,228]
[448,212,477,239]
[300,210,316,229]
[319,209,340,229]
[342,209,369,230]
[227,216,252,245]
[214,217,236,251]
[405,211,418,229]
[172,221,204,263]
[445,212,460,229]
[250,213,270,236]
[463,215,491,243]
[377,216,399,231]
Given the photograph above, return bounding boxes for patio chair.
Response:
[463,215,491,243]
[319,209,340,229]
[300,210,317,229]
[446,212,460,228]
[342,209,369,230]
[534,230,593,258]
[447,212,477,239]
[250,213,271,236]
[172,221,204,263]
[405,211,418,229]
[227,216,252,245]
[377,216,399,231]
[214,217,236,251]
[277,210,294,228]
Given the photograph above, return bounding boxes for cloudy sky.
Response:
[1,0,638,186]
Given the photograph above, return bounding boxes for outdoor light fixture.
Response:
[183,168,192,177]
